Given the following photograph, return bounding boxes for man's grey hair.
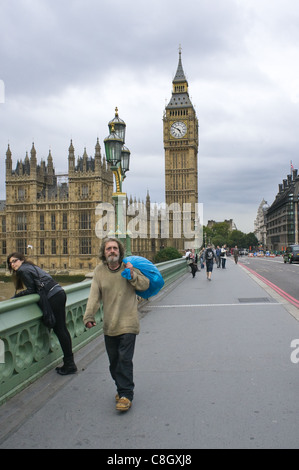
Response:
[99,237,125,263]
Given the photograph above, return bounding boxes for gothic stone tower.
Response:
[4,140,113,272]
[163,48,199,252]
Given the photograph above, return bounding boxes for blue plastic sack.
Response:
[121,255,165,299]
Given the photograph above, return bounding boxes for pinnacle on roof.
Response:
[173,45,188,85]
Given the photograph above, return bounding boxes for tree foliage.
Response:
[154,246,182,263]
[203,223,258,250]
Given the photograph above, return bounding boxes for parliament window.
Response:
[40,214,45,231]
[17,239,27,253]
[80,237,91,254]
[51,239,56,254]
[62,213,68,230]
[18,187,25,201]
[81,184,89,198]
[16,214,27,231]
[51,214,56,230]
[80,211,91,230]
[63,238,68,254]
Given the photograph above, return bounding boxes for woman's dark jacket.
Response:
[13,263,62,298]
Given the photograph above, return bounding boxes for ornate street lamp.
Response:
[104,109,131,193]
[104,126,123,167]
[121,145,130,175]
[108,107,126,142]
[104,108,132,255]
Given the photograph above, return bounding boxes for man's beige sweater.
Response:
[83,262,150,336]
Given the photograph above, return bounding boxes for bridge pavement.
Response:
[1,258,299,449]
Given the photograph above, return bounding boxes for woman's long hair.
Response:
[7,252,35,291]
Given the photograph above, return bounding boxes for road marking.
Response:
[144,302,280,308]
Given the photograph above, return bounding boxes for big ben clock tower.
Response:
[163,47,199,251]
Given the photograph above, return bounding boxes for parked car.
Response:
[283,245,299,263]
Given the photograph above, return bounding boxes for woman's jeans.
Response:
[104,333,136,401]
[48,290,73,360]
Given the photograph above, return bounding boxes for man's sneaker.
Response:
[116,397,132,411]
[115,394,119,402]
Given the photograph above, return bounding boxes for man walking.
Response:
[221,244,227,269]
[233,245,239,264]
[204,244,216,281]
[83,237,149,412]
[215,245,221,268]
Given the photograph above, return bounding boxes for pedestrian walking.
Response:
[220,245,227,269]
[215,245,221,268]
[190,249,198,278]
[83,237,149,412]
[233,245,239,264]
[199,248,205,270]
[7,252,77,375]
[204,244,216,280]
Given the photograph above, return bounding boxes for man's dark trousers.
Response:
[104,333,136,401]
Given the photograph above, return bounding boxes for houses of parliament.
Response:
[0,50,199,273]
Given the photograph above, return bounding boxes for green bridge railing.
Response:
[0,258,188,405]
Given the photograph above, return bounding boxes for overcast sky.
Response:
[1,0,299,233]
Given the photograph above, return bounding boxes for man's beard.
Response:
[107,254,120,266]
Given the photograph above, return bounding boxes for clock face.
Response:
[170,121,187,138]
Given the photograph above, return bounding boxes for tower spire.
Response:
[167,46,191,106]
[6,143,12,174]
[173,45,187,85]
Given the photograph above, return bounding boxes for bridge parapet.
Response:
[0,259,188,405]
